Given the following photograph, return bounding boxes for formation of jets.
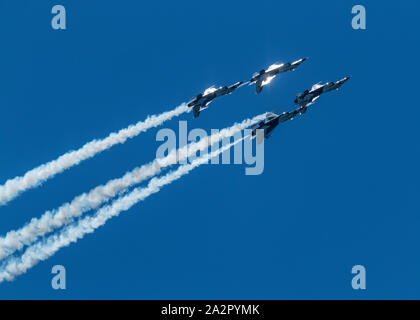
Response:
[187,57,350,142]
[251,77,350,143]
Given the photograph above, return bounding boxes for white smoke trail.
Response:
[0,103,190,206]
[0,138,245,283]
[0,114,265,261]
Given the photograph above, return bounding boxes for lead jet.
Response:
[294,77,350,114]
[249,58,307,94]
[188,81,244,118]
[250,109,300,143]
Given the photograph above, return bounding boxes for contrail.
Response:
[0,103,190,206]
[0,114,265,261]
[0,137,245,283]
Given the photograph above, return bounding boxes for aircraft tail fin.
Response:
[255,80,263,94]
[193,106,200,118]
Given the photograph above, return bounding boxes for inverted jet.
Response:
[250,110,300,143]
[188,81,243,118]
[294,77,350,114]
[249,58,307,94]
[188,82,244,118]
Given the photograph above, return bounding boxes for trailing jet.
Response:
[294,77,350,114]
[250,110,300,143]
[188,82,244,118]
[249,58,307,94]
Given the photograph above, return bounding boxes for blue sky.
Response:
[0,0,419,299]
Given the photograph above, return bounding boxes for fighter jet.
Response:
[294,77,350,114]
[250,109,300,143]
[249,58,307,94]
[188,81,244,118]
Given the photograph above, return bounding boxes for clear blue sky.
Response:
[0,0,419,299]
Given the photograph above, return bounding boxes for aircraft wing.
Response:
[310,95,320,104]
[193,105,201,118]
[251,72,260,79]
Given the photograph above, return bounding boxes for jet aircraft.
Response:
[251,110,300,143]
[294,77,350,114]
[249,58,307,94]
[188,82,244,118]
